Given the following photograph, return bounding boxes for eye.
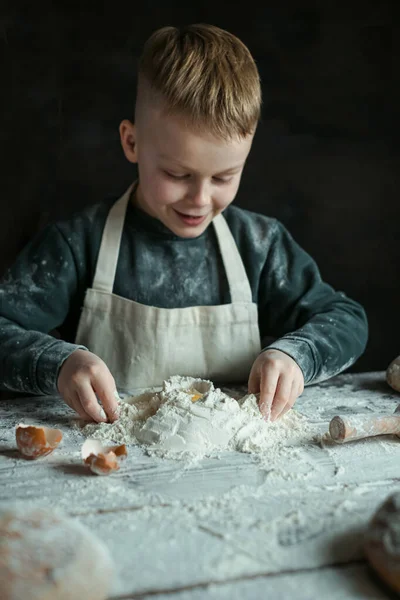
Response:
[164,171,188,180]
[212,176,232,184]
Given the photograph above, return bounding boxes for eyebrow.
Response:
[216,165,244,175]
[159,156,244,176]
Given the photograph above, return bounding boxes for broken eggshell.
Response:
[82,439,127,475]
[15,424,63,459]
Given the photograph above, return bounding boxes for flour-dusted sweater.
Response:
[0,195,368,395]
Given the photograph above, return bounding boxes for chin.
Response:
[170,223,209,239]
[179,228,207,239]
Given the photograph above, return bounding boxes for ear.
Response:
[119,120,138,164]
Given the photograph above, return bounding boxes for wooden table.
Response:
[1,372,399,599]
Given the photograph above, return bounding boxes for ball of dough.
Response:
[386,355,400,392]
[364,492,400,594]
[0,507,114,600]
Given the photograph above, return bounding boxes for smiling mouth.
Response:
[175,211,208,218]
[173,211,209,228]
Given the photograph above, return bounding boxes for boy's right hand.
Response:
[57,349,119,423]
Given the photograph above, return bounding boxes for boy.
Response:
[0,24,368,425]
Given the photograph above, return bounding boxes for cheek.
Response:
[214,184,238,210]
[150,176,182,208]
[139,165,179,208]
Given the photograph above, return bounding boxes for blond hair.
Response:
[137,24,261,139]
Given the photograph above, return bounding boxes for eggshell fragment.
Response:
[82,439,127,476]
[0,506,114,600]
[15,424,63,459]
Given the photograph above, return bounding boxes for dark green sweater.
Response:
[0,194,368,395]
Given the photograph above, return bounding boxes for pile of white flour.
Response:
[81,376,315,460]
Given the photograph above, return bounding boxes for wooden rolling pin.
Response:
[329,407,400,444]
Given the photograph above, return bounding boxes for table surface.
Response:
[0,372,399,600]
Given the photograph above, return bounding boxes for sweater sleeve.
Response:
[0,224,87,395]
[258,221,368,384]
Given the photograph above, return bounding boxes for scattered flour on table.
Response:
[81,376,316,461]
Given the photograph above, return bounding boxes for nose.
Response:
[186,181,211,207]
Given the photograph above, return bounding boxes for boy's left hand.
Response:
[248,349,304,421]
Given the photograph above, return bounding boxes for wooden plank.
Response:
[55,481,397,596]
[0,372,398,508]
[108,564,390,600]
[0,428,398,513]
[0,372,398,598]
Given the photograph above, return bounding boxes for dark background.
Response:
[1,1,399,372]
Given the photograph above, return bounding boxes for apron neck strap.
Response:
[212,214,253,303]
[92,184,133,293]
[92,185,253,304]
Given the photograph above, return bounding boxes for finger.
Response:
[248,363,260,395]
[67,392,94,421]
[270,375,292,422]
[91,372,119,422]
[259,369,280,420]
[276,380,299,420]
[279,404,291,419]
[77,384,108,423]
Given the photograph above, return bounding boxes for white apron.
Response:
[75,185,261,391]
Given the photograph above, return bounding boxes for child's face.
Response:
[120,104,254,238]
